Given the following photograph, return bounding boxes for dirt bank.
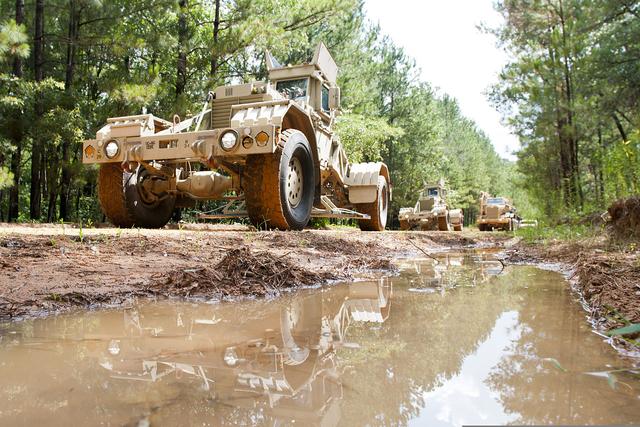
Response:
[507,234,640,351]
[0,223,512,320]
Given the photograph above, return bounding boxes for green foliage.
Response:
[491,0,640,219]
[0,19,29,60]
[606,323,640,337]
[0,0,510,225]
[0,166,12,190]
[336,113,403,163]
[515,223,599,244]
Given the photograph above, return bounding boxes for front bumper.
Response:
[477,218,510,225]
[82,125,277,164]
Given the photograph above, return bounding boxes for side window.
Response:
[321,85,330,112]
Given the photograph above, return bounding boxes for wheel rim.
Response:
[287,156,304,208]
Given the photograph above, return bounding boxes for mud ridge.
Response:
[0,224,512,320]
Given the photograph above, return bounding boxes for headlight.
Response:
[220,130,238,151]
[255,131,269,147]
[242,136,253,149]
[105,140,120,159]
[224,347,239,366]
[107,339,120,355]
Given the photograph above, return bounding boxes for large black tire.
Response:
[98,163,134,228]
[97,164,175,229]
[245,129,315,230]
[124,166,176,228]
[357,176,389,231]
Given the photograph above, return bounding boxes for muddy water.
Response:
[1,252,639,426]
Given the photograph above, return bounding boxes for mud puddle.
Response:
[1,250,639,426]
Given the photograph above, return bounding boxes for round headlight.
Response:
[242,136,253,149]
[107,339,120,356]
[220,130,238,151]
[223,347,239,366]
[105,140,119,159]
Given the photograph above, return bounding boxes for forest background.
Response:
[0,0,637,226]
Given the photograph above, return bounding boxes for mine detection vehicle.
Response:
[82,43,390,230]
[398,180,463,231]
[477,192,520,231]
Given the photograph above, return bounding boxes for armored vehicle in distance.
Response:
[398,180,462,231]
[477,192,520,231]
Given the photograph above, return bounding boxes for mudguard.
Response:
[345,162,391,204]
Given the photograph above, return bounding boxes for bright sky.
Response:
[365,0,518,160]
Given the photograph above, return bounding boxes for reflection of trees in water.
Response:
[337,261,523,426]
[485,268,640,424]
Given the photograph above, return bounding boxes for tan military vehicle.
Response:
[82,43,390,231]
[398,180,463,231]
[477,192,520,231]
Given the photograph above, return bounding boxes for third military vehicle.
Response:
[398,180,463,231]
[82,43,390,231]
[477,192,520,231]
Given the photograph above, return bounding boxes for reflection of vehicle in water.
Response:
[100,280,392,425]
[398,252,503,291]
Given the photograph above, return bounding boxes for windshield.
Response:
[424,188,439,197]
[487,198,506,205]
[276,78,308,102]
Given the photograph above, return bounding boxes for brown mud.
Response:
[609,197,640,239]
[507,233,640,351]
[0,223,512,320]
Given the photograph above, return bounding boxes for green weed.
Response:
[515,224,598,244]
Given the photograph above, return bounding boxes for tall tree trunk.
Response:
[30,0,45,220]
[611,112,627,142]
[176,0,188,98]
[558,0,582,209]
[210,0,220,77]
[8,0,25,222]
[60,0,79,220]
[12,0,24,77]
[46,147,58,222]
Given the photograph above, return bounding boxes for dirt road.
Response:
[0,223,512,320]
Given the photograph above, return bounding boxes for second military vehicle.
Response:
[82,44,390,231]
[477,192,520,231]
[398,180,463,231]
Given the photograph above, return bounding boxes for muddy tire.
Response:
[437,214,451,231]
[245,129,315,230]
[124,166,176,228]
[356,176,389,231]
[98,163,135,228]
[453,223,463,232]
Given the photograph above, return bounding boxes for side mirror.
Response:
[329,86,340,110]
